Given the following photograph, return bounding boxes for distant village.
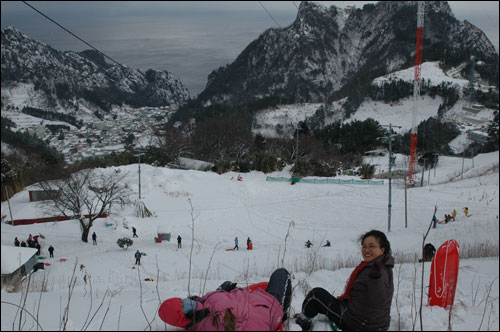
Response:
[4,105,174,164]
[2,98,493,166]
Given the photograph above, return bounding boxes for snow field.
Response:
[1,152,498,330]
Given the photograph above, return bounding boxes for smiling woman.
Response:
[360,229,391,262]
[295,229,395,331]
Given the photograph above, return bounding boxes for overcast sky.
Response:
[1,1,498,96]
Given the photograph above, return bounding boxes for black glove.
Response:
[188,295,201,301]
[217,281,237,291]
[185,308,211,328]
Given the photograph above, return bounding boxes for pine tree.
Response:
[485,111,499,152]
[117,237,133,250]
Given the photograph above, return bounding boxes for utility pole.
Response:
[408,1,425,184]
[469,55,476,107]
[381,123,401,232]
[421,158,426,187]
[404,171,408,228]
[427,160,431,185]
[461,151,465,180]
[4,186,14,226]
[135,147,145,200]
[295,123,301,167]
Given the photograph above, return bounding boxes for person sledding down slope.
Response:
[158,268,292,331]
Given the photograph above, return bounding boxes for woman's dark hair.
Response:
[360,230,391,255]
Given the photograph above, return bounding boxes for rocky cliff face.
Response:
[198,1,498,107]
[1,26,190,111]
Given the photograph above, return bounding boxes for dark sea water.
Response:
[1,2,297,96]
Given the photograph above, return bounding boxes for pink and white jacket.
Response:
[188,288,283,331]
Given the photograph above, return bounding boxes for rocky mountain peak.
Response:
[1,26,190,112]
[77,49,110,69]
[198,1,498,108]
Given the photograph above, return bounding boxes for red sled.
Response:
[248,242,253,250]
[225,248,234,251]
[247,281,268,292]
[428,239,460,308]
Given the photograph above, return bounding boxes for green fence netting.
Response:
[266,176,384,185]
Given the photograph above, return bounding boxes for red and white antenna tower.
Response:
[408,1,425,184]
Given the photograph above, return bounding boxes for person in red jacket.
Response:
[295,230,394,331]
[158,268,291,331]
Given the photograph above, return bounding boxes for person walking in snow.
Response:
[27,234,34,248]
[295,230,394,331]
[132,227,138,238]
[247,237,251,250]
[158,268,292,331]
[432,215,438,229]
[92,232,97,245]
[419,243,436,263]
[177,235,182,249]
[234,237,239,250]
[305,240,313,248]
[48,245,54,258]
[135,250,142,265]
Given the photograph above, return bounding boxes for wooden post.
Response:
[405,175,408,228]
[421,158,426,187]
[4,186,14,226]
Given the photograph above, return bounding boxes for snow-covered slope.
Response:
[253,103,323,138]
[372,61,470,88]
[1,151,498,331]
[252,61,496,152]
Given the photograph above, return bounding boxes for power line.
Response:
[258,1,282,28]
[21,1,125,68]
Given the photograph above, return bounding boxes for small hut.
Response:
[157,223,171,242]
[1,245,38,283]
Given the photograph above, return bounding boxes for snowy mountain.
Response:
[1,26,190,113]
[198,1,498,108]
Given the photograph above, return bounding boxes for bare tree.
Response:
[419,205,438,331]
[155,123,191,162]
[38,168,131,242]
[191,114,253,162]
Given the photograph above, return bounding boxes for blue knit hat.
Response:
[182,298,197,315]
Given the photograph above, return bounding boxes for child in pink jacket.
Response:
[159,268,291,331]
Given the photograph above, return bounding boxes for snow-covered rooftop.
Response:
[1,245,37,274]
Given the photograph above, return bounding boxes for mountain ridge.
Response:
[1,25,190,113]
[198,1,498,109]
